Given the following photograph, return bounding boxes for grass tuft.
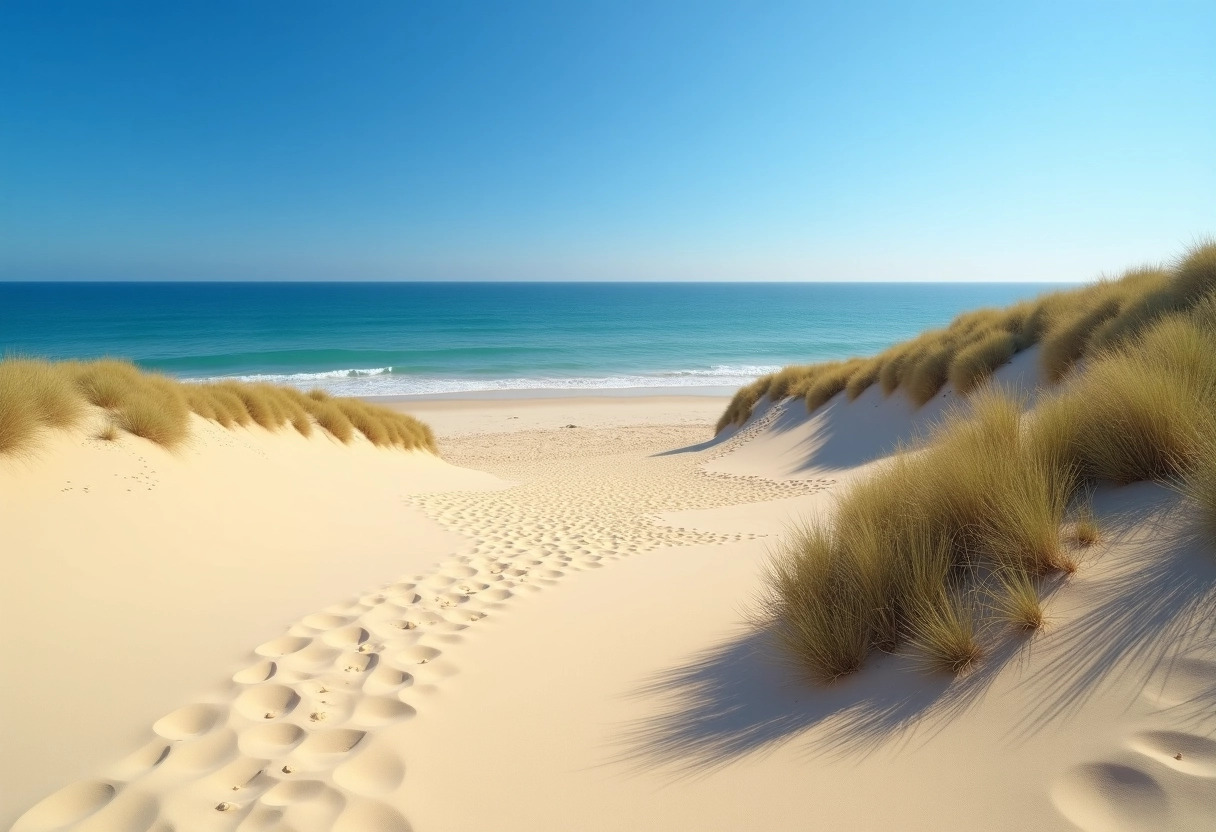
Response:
[949,331,1016,395]
[1073,500,1100,547]
[717,242,1216,432]
[845,357,882,400]
[992,568,1046,632]
[1172,239,1216,304]
[759,521,872,682]
[1180,432,1216,544]
[909,588,983,675]
[1039,298,1121,382]
[305,399,356,443]
[0,358,437,456]
[116,390,190,448]
[0,366,41,455]
[0,359,88,454]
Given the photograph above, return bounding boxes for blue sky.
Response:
[1,1,1212,282]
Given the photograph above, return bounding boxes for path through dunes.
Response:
[404,427,1216,832]
[10,403,1216,832]
[7,415,831,832]
[0,412,500,827]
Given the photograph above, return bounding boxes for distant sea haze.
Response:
[0,282,1067,397]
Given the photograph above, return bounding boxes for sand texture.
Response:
[6,387,1216,831]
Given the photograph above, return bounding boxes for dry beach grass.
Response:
[717,241,1216,432]
[759,283,1216,681]
[0,358,435,455]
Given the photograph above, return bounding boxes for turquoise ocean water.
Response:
[0,282,1066,397]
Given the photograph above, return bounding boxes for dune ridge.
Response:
[0,358,436,456]
[717,241,1216,432]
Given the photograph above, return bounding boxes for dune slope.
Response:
[0,409,500,825]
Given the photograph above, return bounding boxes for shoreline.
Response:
[377,394,731,437]
[362,385,740,402]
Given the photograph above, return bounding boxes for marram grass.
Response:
[991,568,1047,632]
[760,297,1216,680]
[1182,434,1216,544]
[0,358,436,456]
[719,241,1216,432]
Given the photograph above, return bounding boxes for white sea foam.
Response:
[183,365,780,397]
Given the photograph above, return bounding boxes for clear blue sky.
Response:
[1,1,1212,282]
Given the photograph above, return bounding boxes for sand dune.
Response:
[7,387,1216,831]
[0,409,499,826]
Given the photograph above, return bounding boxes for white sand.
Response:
[0,411,501,825]
[6,382,1216,831]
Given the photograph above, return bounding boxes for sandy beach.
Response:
[5,375,1215,832]
[4,3,1213,829]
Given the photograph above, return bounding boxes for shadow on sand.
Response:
[611,484,1216,778]
[664,349,1049,475]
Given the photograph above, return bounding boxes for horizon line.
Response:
[0,279,1084,285]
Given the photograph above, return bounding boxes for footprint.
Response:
[280,640,341,670]
[232,659,277,684]
[11,780,116,832]
[105,740,171,781]
[393,645,441,666]
[254,635,311,658]
[339,650,377,674]
[152,702,221,740]
[1051,762,1169,831]
[322,625,370,648]
[350,695,417,726]
[204,756,273,796]
[332,744,407,795]
[1128,730,1216,777]
[295,727,367,757]
[237,722,306,758]
[71,787,159,832]
[161,727,238,772]
[233,684,300,721]
[362,665,414,696]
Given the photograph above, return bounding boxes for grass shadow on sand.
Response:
[613,485,1216,778]
[610,625,1014,779]
[1009,484,1216,738]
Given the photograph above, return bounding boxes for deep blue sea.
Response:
[0,282,1066,397]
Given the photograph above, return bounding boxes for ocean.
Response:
[0,282,1067,397]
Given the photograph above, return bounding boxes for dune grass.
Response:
[0,358,437,456]
[718,241,1216,432]
[761,290,1216,680]
[761,388,1076,679]
[1182,434,1216,543]
[909,588,984,674]
[0,367,40,455]
[1072,500,1100,547]
[760,521,873,682]
[1029,313,1216,485]
[949,331,1016,395]
[991,568,1047,632]
[0,359,89,455]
